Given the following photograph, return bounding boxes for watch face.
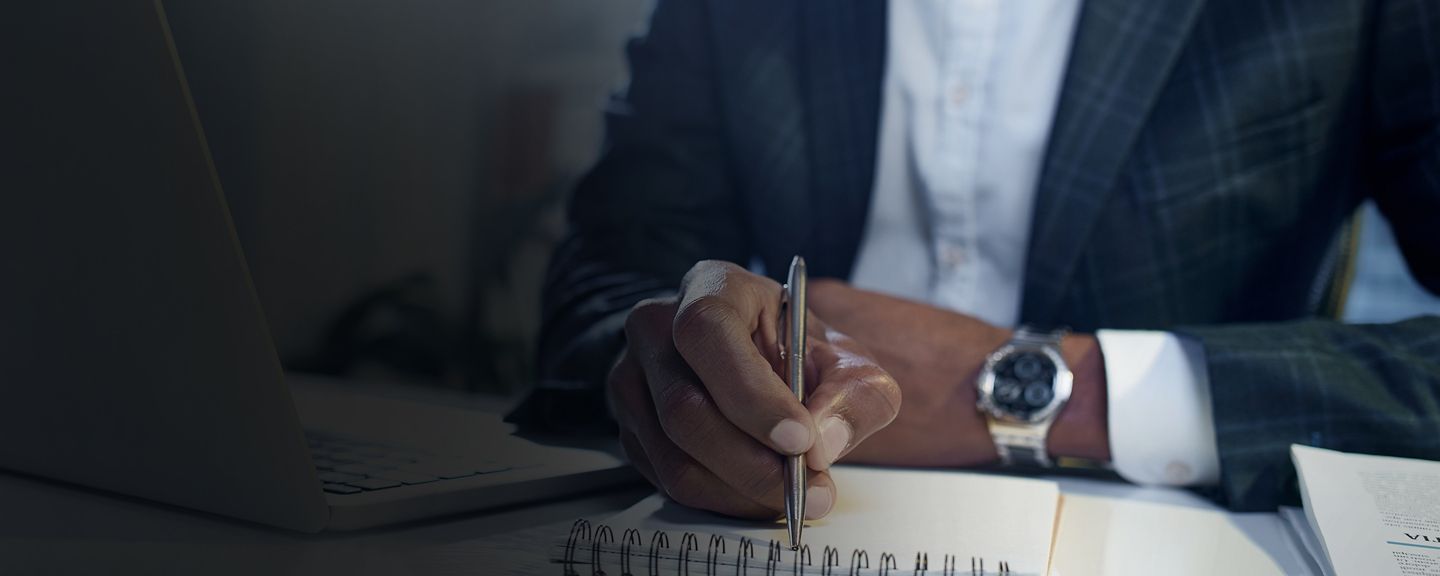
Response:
[990,350,1057,418]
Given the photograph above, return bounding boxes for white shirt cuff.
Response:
[1095,329,1221,486]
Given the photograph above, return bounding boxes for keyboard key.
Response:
[430,468,479,480]
[399,462,477,479]
[335,463,377,475]
[318,471,365,484]
[374,456,418,468]
[323,483,362,495]
[307,431,521,485]
[373,470,439,485]
[347,477,402,491]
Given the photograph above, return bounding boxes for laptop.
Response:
[0,0,634,532]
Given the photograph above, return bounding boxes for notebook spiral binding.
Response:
[557,519,1012,576]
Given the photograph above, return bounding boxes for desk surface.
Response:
[0,379,1315,575]
[0,465,1314,575]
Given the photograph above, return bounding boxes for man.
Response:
[535,0,1440,518]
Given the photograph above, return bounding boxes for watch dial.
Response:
[1013,355,1044,380]
[995,379,1022,403]
[1023,382,1053,407]
[991,351,1057,417]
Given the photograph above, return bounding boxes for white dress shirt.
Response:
[849,0,1220,486]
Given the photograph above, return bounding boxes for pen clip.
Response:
[777,284,790,366]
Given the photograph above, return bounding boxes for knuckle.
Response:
[680,260,740,295]
[605,352,643,391]
[822,327,857,347]
[625,298,675,340]
[672,296,740,345]
[604,359,636,417]
[654,384,714,449]
[686,259,741,279]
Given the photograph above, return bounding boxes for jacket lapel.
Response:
[1021,0,1207,323]
[800,0,886,280]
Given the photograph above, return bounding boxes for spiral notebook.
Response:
[553,466,1060,575]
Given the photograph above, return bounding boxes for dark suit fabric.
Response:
[537,0,1440,511]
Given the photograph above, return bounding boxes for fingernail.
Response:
[805,485,833,520]
[769,419,811,455]
[820,417,851,466]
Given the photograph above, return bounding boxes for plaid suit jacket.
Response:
[536,0,1440,511]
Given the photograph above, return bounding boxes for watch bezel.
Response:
[976,341,1073,425]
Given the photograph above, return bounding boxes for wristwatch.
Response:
[975,327,1073,468]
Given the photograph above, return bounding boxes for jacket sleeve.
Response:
[518,0,749,431]
[1179,0,1440,512]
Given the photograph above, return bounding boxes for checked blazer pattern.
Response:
[536,0,1440,511]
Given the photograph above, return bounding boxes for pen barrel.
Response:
[783,256,807,549]
[784,257,807,400]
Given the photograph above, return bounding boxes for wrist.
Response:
[1047,333,1111,462]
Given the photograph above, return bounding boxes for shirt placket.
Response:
[927,0,998,313]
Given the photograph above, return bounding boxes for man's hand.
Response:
[608,261,901,520]
[807,279,1110,467]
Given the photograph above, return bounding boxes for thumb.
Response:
[802,323,901,471]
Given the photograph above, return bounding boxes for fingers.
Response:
[618,429,660,489]
[626,299,793,511]
[670,261,817,457]
[614,292,842,520]
[803,468,838,521]
[619,428,779,519]
[801,322,902,471]
[622,424,837,520]
[610,348,777,518]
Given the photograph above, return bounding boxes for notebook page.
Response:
[608,465,1060,574]
[1049,494,1287,575]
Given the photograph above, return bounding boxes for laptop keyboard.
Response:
[306,431,513,495]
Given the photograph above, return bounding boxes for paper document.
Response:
[609,465,1061,575]
[1293,444,1440,576]
[1281,506,1332,576]
[1050,494,1287,575]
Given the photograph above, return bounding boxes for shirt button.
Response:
[949,85,969,105]
[938,244,967,269]
[1164,461,1194,484]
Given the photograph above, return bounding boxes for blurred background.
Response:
[159,0,1439,397]
[163,0,652,394]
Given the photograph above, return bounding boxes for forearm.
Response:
[522,236,672,433]
[538,234,676,387]
[538,0,749,391]
[1180,316,1440,511]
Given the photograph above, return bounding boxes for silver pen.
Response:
[782,256,807,550]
